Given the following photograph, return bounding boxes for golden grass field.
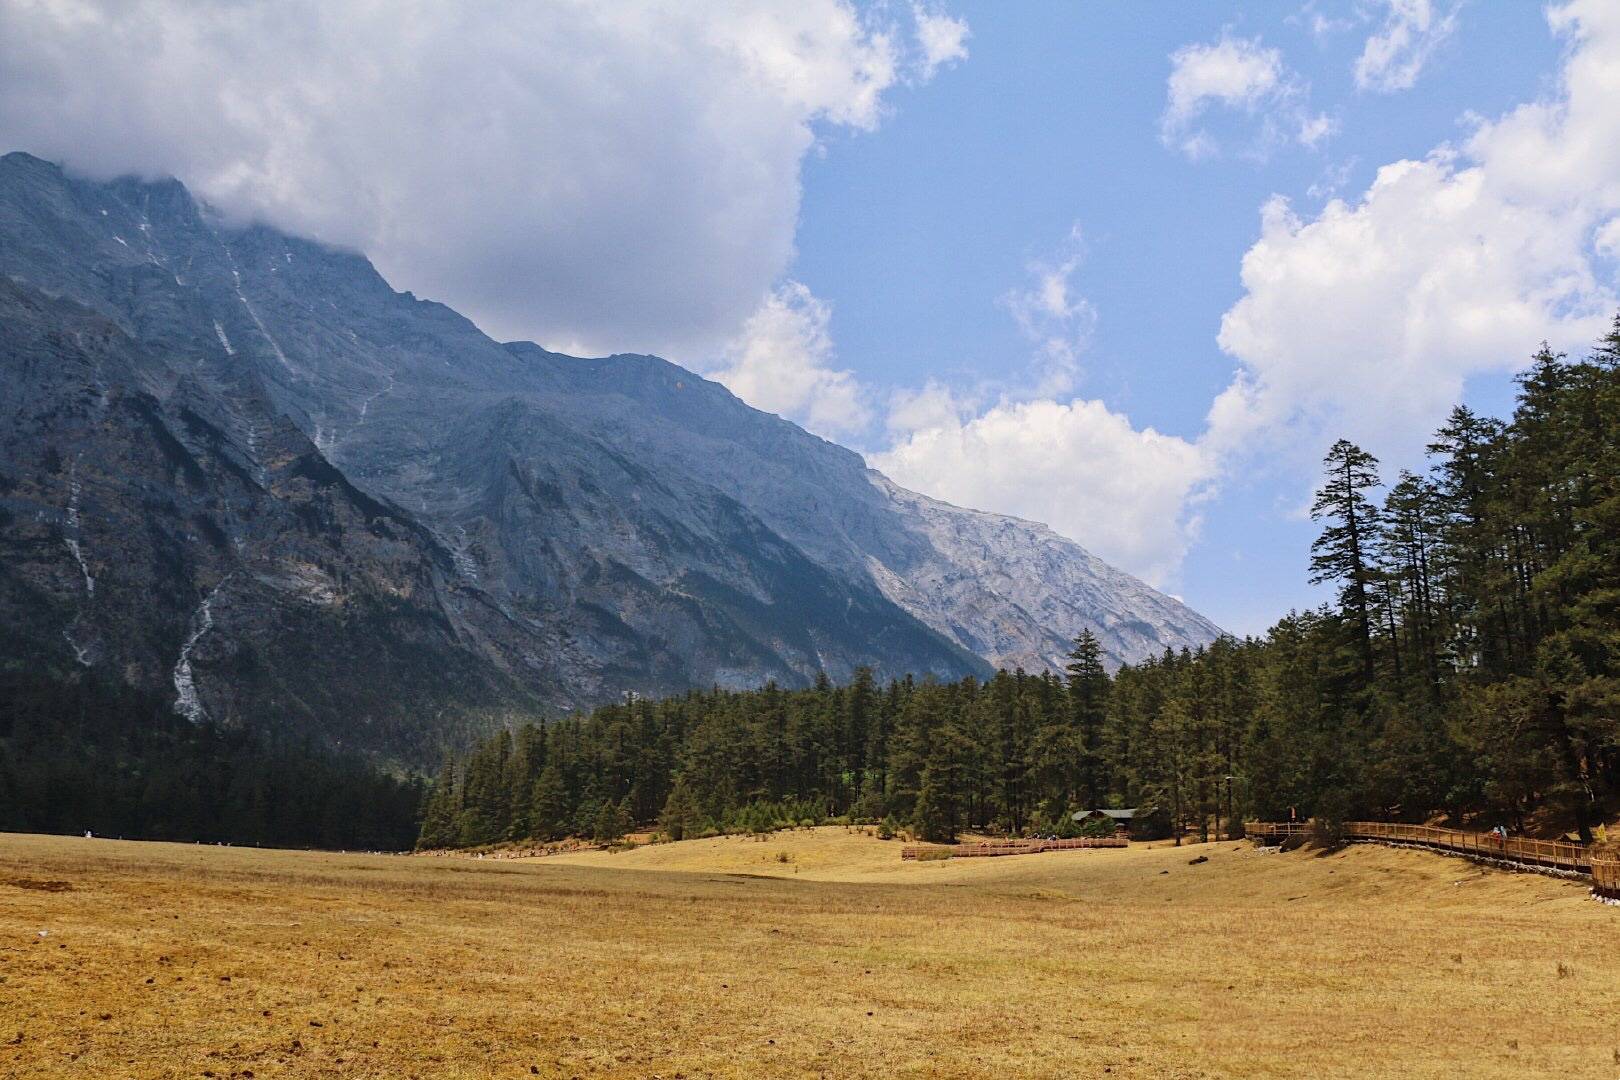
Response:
[4,827,1619,1079]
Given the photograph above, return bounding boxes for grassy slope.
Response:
[2,829,1617,1078]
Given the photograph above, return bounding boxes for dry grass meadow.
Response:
[4,827,1619,1079]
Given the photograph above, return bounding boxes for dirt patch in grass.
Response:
[4,877,72,892]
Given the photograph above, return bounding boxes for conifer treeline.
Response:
[417,645,1128,849]
[0,669,424,850]
[422,319,1620,849]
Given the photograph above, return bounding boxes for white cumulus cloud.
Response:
[1161,33,1329,159]
[1208,0,1620,466]
[874,398,1214,588]
[0,0,958,359]
[710,281,872,439]
[1354,0,1462,93]
[1163,34,1283,154]
[1296,111,1339,149]
[998,225,1096,398]
[896,0,1620,585]
[1595,216,1620,260]
[872,232,1212,586]
[886,380,975,437]
[912,3,970,79]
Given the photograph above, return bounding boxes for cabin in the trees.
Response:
[1071,807,1166,840]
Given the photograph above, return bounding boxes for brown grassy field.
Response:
[3,828,1618,1079]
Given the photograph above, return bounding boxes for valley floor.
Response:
[2,828,1617,1078]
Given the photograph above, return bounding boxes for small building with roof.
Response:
[1071,807,1167,840]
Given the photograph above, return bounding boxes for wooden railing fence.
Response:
[1247,819,1620,898]
[1594,856,1620,899]
[900,836,1128,860]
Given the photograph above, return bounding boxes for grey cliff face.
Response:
[0,153,1221,762]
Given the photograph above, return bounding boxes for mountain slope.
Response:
[0,152,1220,760]
[0,276,533,760]
[496,342,1222,671]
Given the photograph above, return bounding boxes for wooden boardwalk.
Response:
[1596,856,1620,900]
[1246,819,1620,900]
[900,836,1128,860]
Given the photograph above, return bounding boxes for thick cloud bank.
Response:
[0,0,952,358]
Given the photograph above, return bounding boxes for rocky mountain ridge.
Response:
[0,152,1222,761]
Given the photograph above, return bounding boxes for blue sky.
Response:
[5,1,1618,635]
[786,1,1570,632]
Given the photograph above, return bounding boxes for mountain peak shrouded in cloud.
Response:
[0,1,955,361]
[0,156,1221,747]
[4,3,1613,634]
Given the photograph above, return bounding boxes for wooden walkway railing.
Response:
[1245,821,1310,843]
[1344,821,1591,872]
[901,836,1128,860]
[1595,856,1620,900]
[1246,819,1620,898]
